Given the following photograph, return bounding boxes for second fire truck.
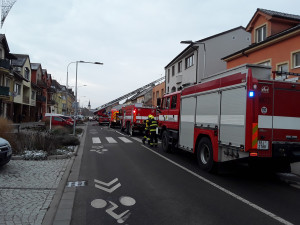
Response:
[158,64,300,172]
[119,103,156,136]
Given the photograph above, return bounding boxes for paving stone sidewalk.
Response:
[0,159,70,225]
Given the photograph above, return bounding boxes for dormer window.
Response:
[255,25,267,43]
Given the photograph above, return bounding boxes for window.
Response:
[156,91,159,100]
[185,54,194,68]
[25,67,30,80]
[258,61,271,67]
[161,88,164,97]
[5,78,10,87]
[277,63,288,72]
[14,83,21,95]
[256,25,266,43]
[166,97,170,109]
[171,86,176,93]
[293,52,300,68]
[171,95,177,109]
[167,87,169,93]
[31,91,36,100]
[162,97,170,109]
[172,65,175,76]
[178,61,182,73]
[54,117,63,121]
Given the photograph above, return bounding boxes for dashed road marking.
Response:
[118,137,133,143]
[92,137,101,144]
[106,137,117,143]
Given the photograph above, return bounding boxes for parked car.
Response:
[44,113,74,127]
[0,137,12,167]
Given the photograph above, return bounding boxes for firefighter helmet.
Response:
[148,114,154,119]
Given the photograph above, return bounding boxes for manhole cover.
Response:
[66,181,88,187]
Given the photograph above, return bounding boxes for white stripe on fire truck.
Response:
[158,115,179,122]
[196,115,218,124]
[221,115,244,126]
[136,116,148,120]
[184,115,245,125]
[258,115,300,130]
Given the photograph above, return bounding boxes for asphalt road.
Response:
[71,122,300,225]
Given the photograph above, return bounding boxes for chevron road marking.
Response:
[94,178,121,193]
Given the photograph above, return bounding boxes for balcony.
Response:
[23,96,30,104]
[36,94,46,102]
[0,86,9,96]
[0,59,11,70]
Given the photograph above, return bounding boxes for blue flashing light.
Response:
[249,91,255,98]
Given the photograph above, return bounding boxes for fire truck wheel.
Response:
[197,137,215,172]
[162,130,171,153]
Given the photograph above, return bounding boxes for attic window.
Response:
[255,25,266,43]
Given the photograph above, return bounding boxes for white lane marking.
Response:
[141,145,293,225]
[106,137,117,143]
[118,137,133,143]
[92,137,101,144]
[115,130,126,136]
[130,137,142,143]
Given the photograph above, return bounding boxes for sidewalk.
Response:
[0,123,87,225]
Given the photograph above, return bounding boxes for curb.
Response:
[41,125,87,225]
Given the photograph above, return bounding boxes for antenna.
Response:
[1,0,17,28]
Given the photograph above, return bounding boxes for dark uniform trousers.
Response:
[149,119,158,147]
[142,119,150,145]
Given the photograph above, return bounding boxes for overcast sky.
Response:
[1,0,299,109]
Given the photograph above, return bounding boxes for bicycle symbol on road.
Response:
[91,178,136,224]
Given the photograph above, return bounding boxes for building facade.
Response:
[223,8,300,80]
[165,26,251,94]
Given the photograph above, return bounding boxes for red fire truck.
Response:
[158,64,300,172]
[109,105,124,128]
[97,108,109,125]
[119,103,156,135]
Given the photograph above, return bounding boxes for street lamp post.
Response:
[72,61,103,135]
[66,62,76,115]
[180,40,206,83]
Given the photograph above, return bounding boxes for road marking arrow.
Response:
[94,178,121,193]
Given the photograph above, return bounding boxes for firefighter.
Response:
[149,114,158,147]
[142,115,152,145]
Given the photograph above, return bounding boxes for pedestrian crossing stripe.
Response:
[92,137,133,144]
[118,137,132,143]
[106,137,117,143]
[92,137,101,144]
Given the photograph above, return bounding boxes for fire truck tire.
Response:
[197,137,216,172]
[162,130,171,153]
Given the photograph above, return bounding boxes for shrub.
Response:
[0,117,13,140]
